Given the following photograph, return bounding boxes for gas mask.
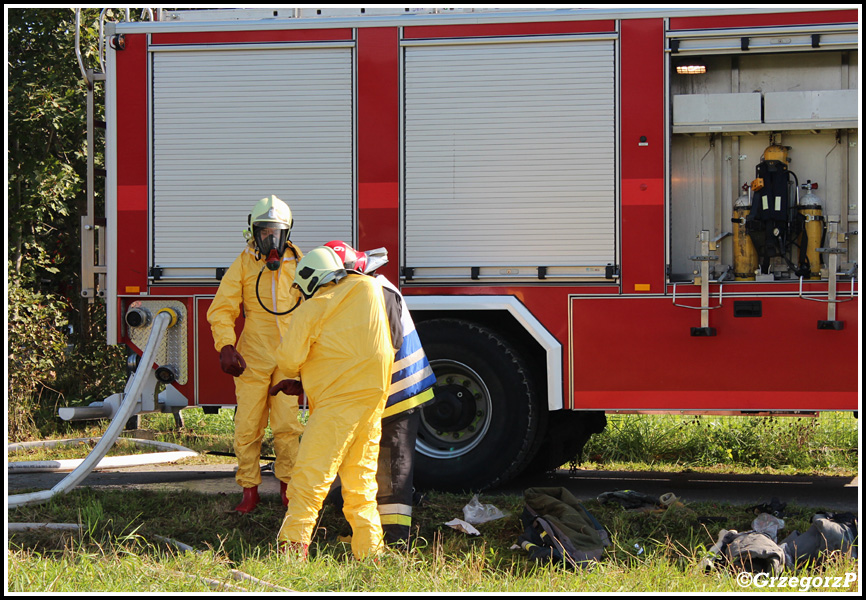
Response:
[253,224,289,271]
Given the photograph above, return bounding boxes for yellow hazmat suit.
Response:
[275,273,394,560]
[207,243,305,490]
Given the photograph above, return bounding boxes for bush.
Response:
[8,273,127,442]
[54,299,127,406]
[8,275,69,439]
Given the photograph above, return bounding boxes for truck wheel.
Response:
[413,318,542,491]
[524,410,606,473]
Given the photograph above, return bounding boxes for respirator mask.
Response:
[254,224,290,271]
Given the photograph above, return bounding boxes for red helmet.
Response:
[324,240,367,273]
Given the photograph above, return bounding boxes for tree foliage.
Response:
[7,9,126,440]
[8,8,98,283]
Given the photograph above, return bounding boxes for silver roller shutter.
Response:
[403,39,616,281]
[151,45,354,279]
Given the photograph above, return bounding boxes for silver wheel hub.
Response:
[416,359,492,459]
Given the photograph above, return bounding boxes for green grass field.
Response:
[7,487,858,593]
[7,409,859,592]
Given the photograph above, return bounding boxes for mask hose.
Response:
[256,245,301,317]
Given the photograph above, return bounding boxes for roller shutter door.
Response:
[404,39,616,280]
[151,46,354,277]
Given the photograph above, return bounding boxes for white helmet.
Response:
[293,246,347,299]
[249,195,293,270]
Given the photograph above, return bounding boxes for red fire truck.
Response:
[73,7,859,491]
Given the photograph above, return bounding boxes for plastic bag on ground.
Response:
[444,518,481,536]
[463,494,508,525]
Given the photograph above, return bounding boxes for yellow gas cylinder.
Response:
[798,180,824,279]
[732,183,757,280]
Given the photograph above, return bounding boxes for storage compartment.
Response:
[668,48,858,283]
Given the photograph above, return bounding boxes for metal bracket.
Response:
[672,282,725,311]
[798,218,856,329]
[675,231,724,336]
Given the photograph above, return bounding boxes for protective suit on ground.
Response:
[207,196,304,513]
[273,246,395,560]
[324,241,436,546]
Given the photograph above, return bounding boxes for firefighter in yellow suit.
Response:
[323,241,435,548]
[207,195,305,514]
[271,246,396,560]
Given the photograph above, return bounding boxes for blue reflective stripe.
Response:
[394,330,423,363]
[387,331,436,409]
[391,353,429,385]
[387,367,436,406]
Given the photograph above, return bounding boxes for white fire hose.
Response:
[7,310,192,509]
[7,437,197,473]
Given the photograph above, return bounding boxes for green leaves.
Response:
[7,275,69,429]
[7,9,128,440]
[8,8,94,285]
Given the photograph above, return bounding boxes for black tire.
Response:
[524,410,607,474]
[413,318,543,492]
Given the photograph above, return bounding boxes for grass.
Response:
[7,409,859,592]
[7,488,859,593]
[11,409,857,476]
[582,411,858,476]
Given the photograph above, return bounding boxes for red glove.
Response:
[270,379,304,397]
[219,345,247,377]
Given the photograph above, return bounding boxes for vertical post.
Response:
[816,217,846,330]
[699,230,711,330]
[826,218,839,322]
[687,230,718,336]
[81,69,97,302]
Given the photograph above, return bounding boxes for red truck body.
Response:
[83,7,858,489]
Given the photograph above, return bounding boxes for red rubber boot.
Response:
[280,481,288,508]
[278,541,309,561]
[233,486,260,514]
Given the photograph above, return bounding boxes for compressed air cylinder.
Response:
[798,181,824,279]
[732,184,757,281]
